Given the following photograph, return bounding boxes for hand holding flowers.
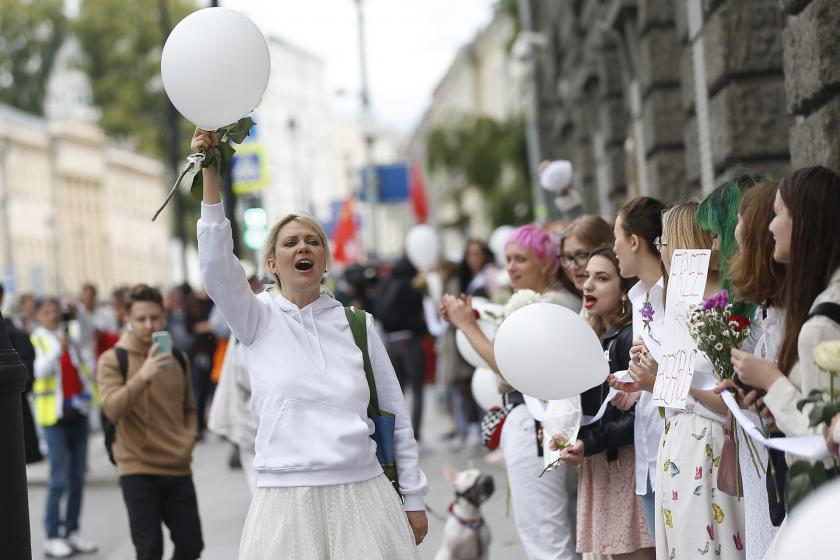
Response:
[688,289,754,382]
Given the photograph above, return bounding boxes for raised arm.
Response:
[193,129,265,347]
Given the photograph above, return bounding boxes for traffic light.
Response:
[242,205,268,251]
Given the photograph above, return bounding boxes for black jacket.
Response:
[579,322,635,462]
[373,258,427,335]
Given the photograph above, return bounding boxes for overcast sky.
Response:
[217,0,495,132]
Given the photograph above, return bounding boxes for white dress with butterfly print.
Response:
[654,356,746,560]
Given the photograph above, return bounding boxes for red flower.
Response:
[472,309,481,320]
[727,315,750,332]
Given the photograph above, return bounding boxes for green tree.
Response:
[73,0,196,157]
[427,115,533,228]
[0,0,67,115]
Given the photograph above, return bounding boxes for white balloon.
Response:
[489,225,515,266]
[776,478,840,557]
[405,225,439,271]
[494,303,608,399]
[540,160,573,192]
[471,367,503,410]
[455,320,498,369]
[161,8,270,130]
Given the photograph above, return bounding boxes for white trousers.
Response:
[501,405,580,560]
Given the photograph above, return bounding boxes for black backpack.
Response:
[102,347,187,466]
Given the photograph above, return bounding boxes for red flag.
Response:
[409,161,428,224]
[332,197,360,264]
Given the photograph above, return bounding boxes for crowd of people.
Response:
[7,148,840,559]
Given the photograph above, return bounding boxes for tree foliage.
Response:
[73,0,196,157]
[427,115,532,228]
[0,0,67,115]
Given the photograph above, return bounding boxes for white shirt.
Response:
[628,278,666,495]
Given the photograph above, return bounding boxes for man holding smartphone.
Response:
[98,284,203,560]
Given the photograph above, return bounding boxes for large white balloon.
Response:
[455,320,498,369]
[161,8,270,130]
[405,225,439,271]
[776,478,840,557]
[471,368,503,410]
[494,303,608,399]
[489,225,515,266]
[540,160,573,192]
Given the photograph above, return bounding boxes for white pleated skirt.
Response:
[239,474,419,560]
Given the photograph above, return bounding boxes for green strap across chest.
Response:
[344,307,379,417]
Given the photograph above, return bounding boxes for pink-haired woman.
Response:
[443,225,580,560]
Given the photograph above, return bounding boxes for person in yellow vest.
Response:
[31,298,98,558]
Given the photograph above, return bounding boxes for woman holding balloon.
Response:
[442,224,580,560]
[558,245,654,559]
[193,128,428,559]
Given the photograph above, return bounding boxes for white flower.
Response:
[709,334,716,341]
[715,343,723,351]
[504,289,542,318]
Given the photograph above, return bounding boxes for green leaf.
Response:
[190,168,203,201]
[787,469,814,510]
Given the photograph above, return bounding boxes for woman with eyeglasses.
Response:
[611,196,667,538]
[644,202,746,560]
[558,215,615,295]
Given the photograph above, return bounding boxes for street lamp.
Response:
[354,0,379,260]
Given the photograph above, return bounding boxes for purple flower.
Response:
[640,305,655,321]
[702,289,729,310]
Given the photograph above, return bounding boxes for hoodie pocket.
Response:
[256,398,372,471]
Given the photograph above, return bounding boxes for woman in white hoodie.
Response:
[192,129,428,560]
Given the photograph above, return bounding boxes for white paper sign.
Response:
[652,250,712,409]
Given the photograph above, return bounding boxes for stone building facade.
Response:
[0,104,171,301]
[527,0,840,214]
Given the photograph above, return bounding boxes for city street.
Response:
[26,389,525,559]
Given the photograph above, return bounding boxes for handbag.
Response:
[717,411,744,497]
[480,404,512,450]
[344,307,400,496]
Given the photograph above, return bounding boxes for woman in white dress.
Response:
[192,129,428,560]
[442,224,581,560]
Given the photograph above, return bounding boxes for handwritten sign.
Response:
[652,250,711,409]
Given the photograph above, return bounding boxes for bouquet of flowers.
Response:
[152,116,256,222]
[788,339,840,508]
[687,289,752,381]
[503,289,542,319]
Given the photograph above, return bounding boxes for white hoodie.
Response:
[198,202,427,511]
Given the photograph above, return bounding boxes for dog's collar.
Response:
[448,502,484,530]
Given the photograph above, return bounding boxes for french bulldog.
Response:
[434,466,495,560]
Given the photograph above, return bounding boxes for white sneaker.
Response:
[43,538,73,558]
[67,532,99,554]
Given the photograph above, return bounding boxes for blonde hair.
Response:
[263,213,332,288]
[661,201,716,270]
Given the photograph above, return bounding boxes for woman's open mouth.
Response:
[583,295,597,310]
[295,259,314,271]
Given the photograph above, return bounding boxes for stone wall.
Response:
[782,0,840,171]
[528,0,840,212]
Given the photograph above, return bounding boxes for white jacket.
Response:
[197,202,427,510]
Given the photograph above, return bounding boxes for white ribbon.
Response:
[720,391,830,460]
[580,370,632,426]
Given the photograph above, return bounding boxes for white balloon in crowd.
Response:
[161,7,270,130]
[540,160,574,192]
[471,367,503,411]
[489,225,515,266]
[405,224,439,271]
[775,478,840,557]
[494,303,609,400]
[455,320,498,370]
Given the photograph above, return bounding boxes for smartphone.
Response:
[151,331,172,368]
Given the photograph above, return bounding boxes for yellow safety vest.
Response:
[30,332,98,427]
